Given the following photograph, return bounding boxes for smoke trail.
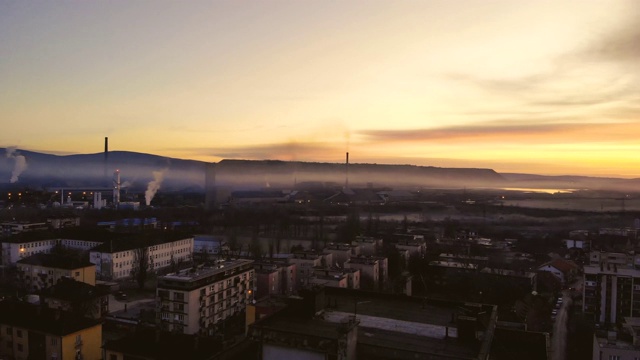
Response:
[145,169,167,206]
[6,147,28,183]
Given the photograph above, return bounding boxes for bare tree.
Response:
[130,246,149,289]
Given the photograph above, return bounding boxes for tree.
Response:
[130,246,149,289]
[249,233,263,259]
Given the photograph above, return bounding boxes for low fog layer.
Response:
[1,148,639,193]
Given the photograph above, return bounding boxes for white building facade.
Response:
[90,237,194,280]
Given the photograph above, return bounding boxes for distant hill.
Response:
[0,149,205,191]
[214,159,505,189]
[1,148,638,193]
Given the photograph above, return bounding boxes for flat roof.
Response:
[161,259,254,282]
[324,288,465,328]
[17,253,94,269]
[256,316,348,340]
[358,326,477,359]
[584,265,640,276]
[347,257,379,265]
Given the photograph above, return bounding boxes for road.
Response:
[551,291,571,360]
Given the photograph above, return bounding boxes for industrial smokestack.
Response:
[113,169,121,207]
[345,152,349,190]
[104,137,109,184]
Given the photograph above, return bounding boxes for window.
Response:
[75,271,80,276]
[608,356,620,360]
[17,344,23,352]
[110,355,118,360]
[51,337,58,345]
[16,330,22,338]
[5,327,11,335]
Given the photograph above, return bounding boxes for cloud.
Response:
[172,141,345,161]
[580,6,640,64]
[359,120,640,145]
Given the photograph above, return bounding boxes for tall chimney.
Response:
[104,137,109,184]
[345,152,349,190]
[113,169,121,206]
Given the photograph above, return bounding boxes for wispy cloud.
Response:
[359,120,640,145]
[580,8,640,64]
[170,141,344,161]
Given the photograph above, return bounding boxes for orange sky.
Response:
[1,1,639,177]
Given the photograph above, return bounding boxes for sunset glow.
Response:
[1,1,639,177]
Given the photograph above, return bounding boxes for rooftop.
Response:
[90,231,194,253]
[103,328,223,360]
[161,259,254,283]
[584,265,640,276]
[347,256,379,265]
[0,301,101,336]
[41,278,109,301]
[17,253,94,270]
[480,267,536,279]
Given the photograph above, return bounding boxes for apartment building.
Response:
[309,272,348,288]
[192,234,229,264]
[345,256,380,291]
[253,261,296,298]
[592,318,640,360]
[325,243,360,267]
[584,251,640,324]
[353,236,382,256]
[17,253,96,292]
[395,238,427,259]
[1,237,101,266]
[1,221,48,236]
[312,267,360,290]
[89,235,193,280]
[1,239,58,266]
[156,259,255,335]
[289,251,333,287]
[41,278,110,320]
[0,301,102,360]
[47,217,81,230]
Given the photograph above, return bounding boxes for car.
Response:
[551,310,558,315]
[114,291,127,301]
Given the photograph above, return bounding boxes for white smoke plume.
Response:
[6,147,28,183]
[145,169,167,206]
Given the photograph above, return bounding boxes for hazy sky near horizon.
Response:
[1,1,639,177]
